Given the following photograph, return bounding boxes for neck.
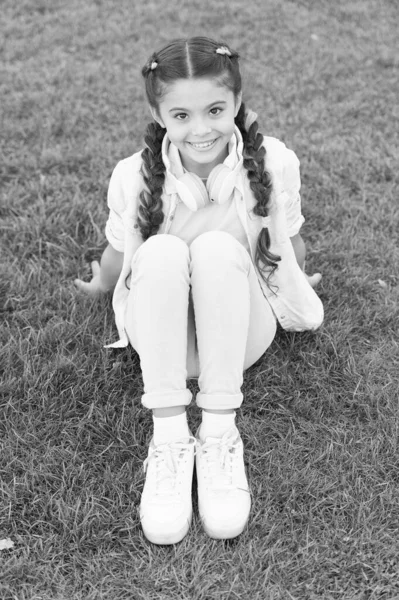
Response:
[180,144,229,179]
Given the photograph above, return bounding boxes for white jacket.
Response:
[105,128,323,348]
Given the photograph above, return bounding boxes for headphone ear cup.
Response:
[175,172,209,211]
[207,164,235,204]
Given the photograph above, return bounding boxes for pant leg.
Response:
[189,231,277,410]
[124,234,192,410]
[186,289,201,379]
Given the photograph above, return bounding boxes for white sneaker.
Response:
[140,436,196,545]
[196,427,251,539]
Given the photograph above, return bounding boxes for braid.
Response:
[235,103,281,285]
[137,121,166,240]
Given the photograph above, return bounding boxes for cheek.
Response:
[219,122,236,137]
[219,112,237,131]
[168,124,186,142]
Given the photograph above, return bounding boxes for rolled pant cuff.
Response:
[196,392,243,410]
[141,388,192,410]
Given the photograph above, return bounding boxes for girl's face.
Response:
[151,77,242,178]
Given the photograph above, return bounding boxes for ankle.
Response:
[152,409,190,446]
[199,409,236,442]
[152,406,186,418]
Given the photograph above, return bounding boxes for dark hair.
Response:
[137,36,280,285]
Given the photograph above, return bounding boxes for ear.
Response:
[234,91,243,117]
[149,105,165,128]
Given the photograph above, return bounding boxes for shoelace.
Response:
[200,429,241,491]
[143,436,196,496]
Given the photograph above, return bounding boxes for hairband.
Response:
[216,46,231,56]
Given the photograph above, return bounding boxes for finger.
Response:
[74,278,94,294]
[74,278,87,291]
[91,261,101,276]
[308,273,322,288]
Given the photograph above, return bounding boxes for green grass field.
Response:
[1,0,399,598]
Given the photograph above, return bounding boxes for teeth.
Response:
[189,139,216,149]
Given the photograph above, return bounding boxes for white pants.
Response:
[125,231,277,411]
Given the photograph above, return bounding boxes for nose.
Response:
[191,117,212,137]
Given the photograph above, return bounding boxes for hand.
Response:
[305,272,322,288]
[74,261,110,296]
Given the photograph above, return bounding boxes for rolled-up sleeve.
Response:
[105,162,126,253]
[283,148,305,238]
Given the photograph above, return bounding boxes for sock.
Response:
[153,411,191,446]
[199,410,236,442]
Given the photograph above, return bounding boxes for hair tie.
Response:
[150,61,158,70]
[216,46,232,57]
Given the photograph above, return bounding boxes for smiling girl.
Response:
[75,37,323,545]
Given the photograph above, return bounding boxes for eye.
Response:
[210,107,223,116]
[174,113,188,120]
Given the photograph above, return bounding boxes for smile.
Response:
[187,138,218,150]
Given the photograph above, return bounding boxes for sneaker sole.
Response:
[142,509,192,545]
[200,516,249,540]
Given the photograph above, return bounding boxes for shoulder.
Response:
[262,135,287,153]
[107,150,145,211]
[262,136,300,170]
[109,150,145,198]
[112,149,144,180]
[262,136,301,192]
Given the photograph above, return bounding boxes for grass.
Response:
[1,0,399,598]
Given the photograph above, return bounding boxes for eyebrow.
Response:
[168,100,228,113]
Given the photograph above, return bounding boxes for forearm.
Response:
[290,233,306,270]
[99,243,124,291]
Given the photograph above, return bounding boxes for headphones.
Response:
[161,131,243,211]
[173,163,241,212]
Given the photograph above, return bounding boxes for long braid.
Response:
[137,121,166,240]
[235,102,281,284]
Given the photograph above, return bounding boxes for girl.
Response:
[75,37,323,545]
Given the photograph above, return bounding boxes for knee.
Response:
[190,231,249,271]
[190,231,236,259]
[132,234,189,270]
